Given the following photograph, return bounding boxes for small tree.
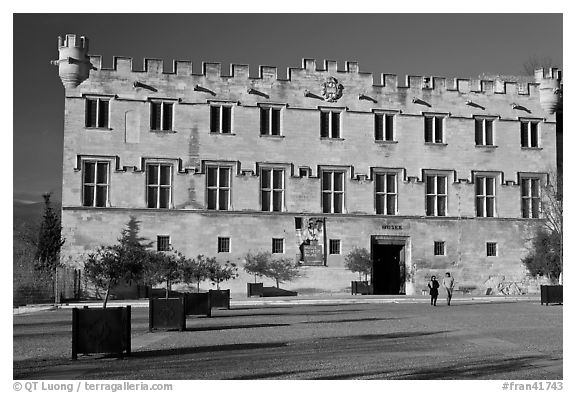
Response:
[182,255,211,293]
[34,193,65,276]
[84,244,146,308]
[83,218,151,308]
[243,251,272,283]
[147,248,185,299]
[265,257,302,288]
[344,247,372,281]
[206,258,239,290]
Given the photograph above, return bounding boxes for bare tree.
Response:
[522,55,554,76]
[541,171,563,263]
[522,170,562,283]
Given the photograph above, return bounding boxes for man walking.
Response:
[443,272,455,306]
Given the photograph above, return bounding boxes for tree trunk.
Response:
[165,280,169,299]
[103,283,111,308]
[276,279,279,288]
[54,265,59,306]
[196,279,200,293]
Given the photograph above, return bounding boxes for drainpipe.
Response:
[323,217,327,267]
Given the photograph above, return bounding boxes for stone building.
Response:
[53,34,562,295]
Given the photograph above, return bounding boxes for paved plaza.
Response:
[13,299,562,380]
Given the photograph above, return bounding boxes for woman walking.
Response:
[428,275,440,306]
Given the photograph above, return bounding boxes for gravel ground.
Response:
[13,301,562,380]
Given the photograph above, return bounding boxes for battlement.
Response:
[58,34,89,50]
[56,34,563,112]
[84,55,553,97]
[535,67,562,81]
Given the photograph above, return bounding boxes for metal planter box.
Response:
[149,297,186,331]
[247,283,264,297]
[351,281,373,295]
[72,306,131,360]
[183,292,211,317]
[209,289,231,309]
[540,285,563,305]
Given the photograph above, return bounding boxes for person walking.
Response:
[427,276,440,306]
[443,272,455,305]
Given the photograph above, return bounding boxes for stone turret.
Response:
[51,34,94,88]
[535,67,562,114]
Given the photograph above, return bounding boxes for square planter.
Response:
[247,283,264,297]
[72,306,131,360]
[183,292,211,317]
[541,285,563,305]
[351,281,373,295]
[209,289,231,309]
[149,297,186,331]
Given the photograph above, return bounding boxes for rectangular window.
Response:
[329,239,341,255]
[150,102,173,131]
[475,176,496,217]
[261,168,284,212]
[210,105,232,134]
[218,237,230,253]
[157,235,170,252]
[434,241,445,256]
[487,242,497,257]
[207,166,231,210]
[322,170,345,213]
[295,217,303,230]
[475,119,494,146]
[85,98,110,128]
[520,121,539,147]
[425,175,447,216]
[146,164,172,209]
[424,115,444,143]
[375,113,395,141]
[82,161,109,207]
[374,173,397,215]
[272,238,284,254]
[521,178,540,218]
[320,110,341,138]
[260,107,282,136]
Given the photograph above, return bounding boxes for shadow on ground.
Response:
[314,355,560,380]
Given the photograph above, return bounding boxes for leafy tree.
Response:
[265,257,302,288]
[206,258,239,290]
[181,255,211,293]
[34,193,65,276]
[146,248,186,299]
[243,251,272,283]
[84,244,146,308]
[522,229,562,283]
[344,247,372,281]
[83,217,151,307]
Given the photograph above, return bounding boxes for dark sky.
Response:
[12,13,562,203]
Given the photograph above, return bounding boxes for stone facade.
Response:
[55,34,560,296]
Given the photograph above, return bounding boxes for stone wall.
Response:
[58,55,558,296]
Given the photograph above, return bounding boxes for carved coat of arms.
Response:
[321,77,344,102]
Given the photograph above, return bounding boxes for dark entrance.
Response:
[371,237,406,295]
